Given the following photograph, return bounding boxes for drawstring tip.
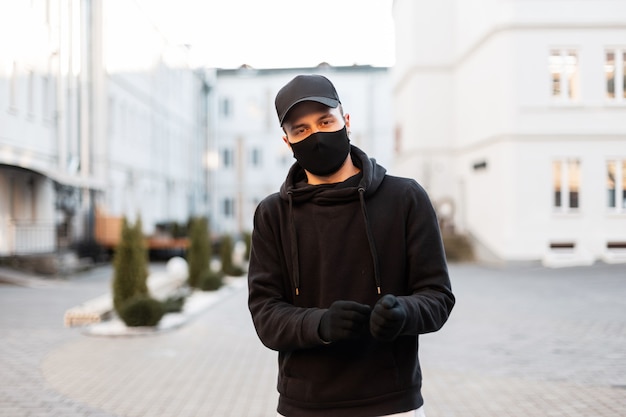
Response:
[377,286,381,295]
[295,288,300,296]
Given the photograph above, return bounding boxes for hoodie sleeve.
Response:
[397,180,455,335]
[247,198,327,351]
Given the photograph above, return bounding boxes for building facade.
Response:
[211,65,393,235]
[102,0,212,237]
[0,0,211,265]
[392,0,626,265]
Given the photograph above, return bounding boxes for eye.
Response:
[290,126,308,141]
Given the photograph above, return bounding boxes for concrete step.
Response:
[443,233,474,262]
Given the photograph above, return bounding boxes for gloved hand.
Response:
[370,294,407,341]
[319,300,372,343]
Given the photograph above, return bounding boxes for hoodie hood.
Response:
[278,145,386,296]
[279,145,386,204]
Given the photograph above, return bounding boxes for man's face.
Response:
[282,101,350,145]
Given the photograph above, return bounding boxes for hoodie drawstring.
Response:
[287,192,300,295]
[287,188,381,296]
[358,188,382,294]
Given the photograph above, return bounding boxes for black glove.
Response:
[370,294,407,341]
[319,300,372,343]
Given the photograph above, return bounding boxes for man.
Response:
[248,74,455,417]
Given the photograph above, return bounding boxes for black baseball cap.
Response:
[275,74,341,126]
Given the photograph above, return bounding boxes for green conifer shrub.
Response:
[242,231,252,261]
[112,217,149,313]
[186,217,210,288]
[118,296,165,327]
[199,268,224,291]
[220,234,244,276]
[133,217,149,294]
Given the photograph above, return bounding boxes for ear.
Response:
[282,135,291,148]
[344,113,351,131]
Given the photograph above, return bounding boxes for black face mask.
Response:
[289,126,350,176]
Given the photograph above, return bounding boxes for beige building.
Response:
[391,0,626,266]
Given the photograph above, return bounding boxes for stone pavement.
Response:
[419,262,626,417]
[0,265,120,417]
[1,261,625,416]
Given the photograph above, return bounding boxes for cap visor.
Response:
[280,96,340,125]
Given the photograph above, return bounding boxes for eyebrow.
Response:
[289,113,335,132]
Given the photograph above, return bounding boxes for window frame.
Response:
[606,158,626,213]
[223,197,235,218]
[220,97,232,118]
[552,158,581,213]
[604,47,626,103]
[221,147,234,169]
[549,48,581,103]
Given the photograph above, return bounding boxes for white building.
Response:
[102,1,211,235]
[211,65,393,235]
[0,0,100,259]
[0,1,211,266]
[391,0,626,266]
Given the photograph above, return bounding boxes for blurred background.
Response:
[1,0,625,274]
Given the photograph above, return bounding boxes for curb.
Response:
[0,266,65,288]
[83,277,247,337]
[63,270,186,327]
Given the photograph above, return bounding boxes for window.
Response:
[250,148,262,167]
[107,97,115,134]
[605,48,626,101]
[222,148,234,168]
[27,70,34,116]
[220,97,231,118]
[553,159,580,211]
[43,56,56,121]
[223,197,235,218]
[9,61,17,111]
[42,75,49,119]
[549,49,580,101]
[607,160,626,211]
[120,102,127,140]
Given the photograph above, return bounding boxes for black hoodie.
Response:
[248,146,455,417]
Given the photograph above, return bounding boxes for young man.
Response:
[248,74,455,417]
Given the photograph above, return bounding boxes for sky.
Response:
[134,0,396,69]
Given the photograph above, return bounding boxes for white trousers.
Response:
[278,405,425,417]
[386,407,426,417]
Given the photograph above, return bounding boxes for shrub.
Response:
[187,217,211,288]
[112,217,149,313]
[242,231,252,261]
[162,294,186,313]
[220,234,244,276]
[118,296,165,327]
[199,268,224,291]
